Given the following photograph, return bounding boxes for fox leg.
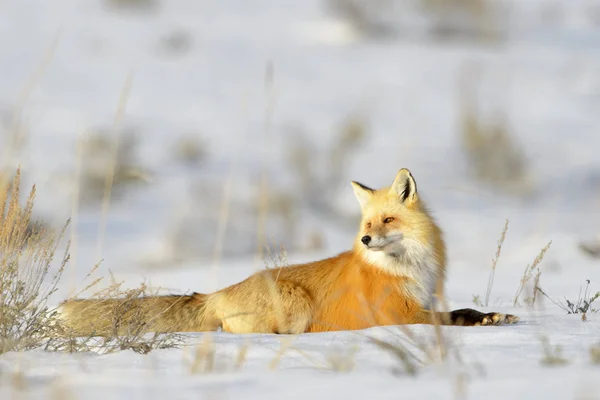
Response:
[269,280,313,334]
[411,309,520,326]
[216,279,313,334]
[447,308,520,326]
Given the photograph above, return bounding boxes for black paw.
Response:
[450,308,520,326]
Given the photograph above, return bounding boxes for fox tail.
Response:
[58,293,218,336]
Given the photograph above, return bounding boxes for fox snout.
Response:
[361,233,403,251]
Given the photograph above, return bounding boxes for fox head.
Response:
[351,168,445,275]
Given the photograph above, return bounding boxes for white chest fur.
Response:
[360,239,440,309]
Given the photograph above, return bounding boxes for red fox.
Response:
[59,168,519,335]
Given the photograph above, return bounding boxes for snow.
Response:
[2,0,600,398]
[1,312,600,399]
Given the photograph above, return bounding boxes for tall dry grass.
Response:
[458,63,533,197]
[484,219,509,307]
[0,167,184,355]
[0,168,69,354]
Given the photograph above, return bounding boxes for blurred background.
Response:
[1,0,600,281]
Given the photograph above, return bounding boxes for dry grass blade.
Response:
[188,334,216,373]
[1,31,61,169]
[367,336,419,376]
[184,334,253,374]
[96,73,134,259]
[285,111,366,230]
[255,61,275,262]
[0,168,70,354]
[326,344,359,372]
[351,282,453,376]
[209,152,239,291]
[484,219,509,306]
[514,241,552,306]
[269,336,295,370]
[49,377,77,400]
[539,335,569,367]
[590,344,600,365]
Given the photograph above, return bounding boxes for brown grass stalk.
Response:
[96,73,134,260]
[255,61,276,263]
[0,168,70,353]
[484,219,509,307]
[1,31,61,168]
[514,241,552,306]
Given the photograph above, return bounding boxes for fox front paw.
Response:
[450,308,520,326]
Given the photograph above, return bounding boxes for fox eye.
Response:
[383,217,395,224]
[366,222,372,229]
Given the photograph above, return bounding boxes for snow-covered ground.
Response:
[2,0,600,398]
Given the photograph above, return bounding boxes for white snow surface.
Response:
[2,0,600,398]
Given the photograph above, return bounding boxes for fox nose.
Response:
[361,235,371,245]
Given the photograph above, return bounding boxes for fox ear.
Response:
[390,168,418,204]
[351,181,374,209]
